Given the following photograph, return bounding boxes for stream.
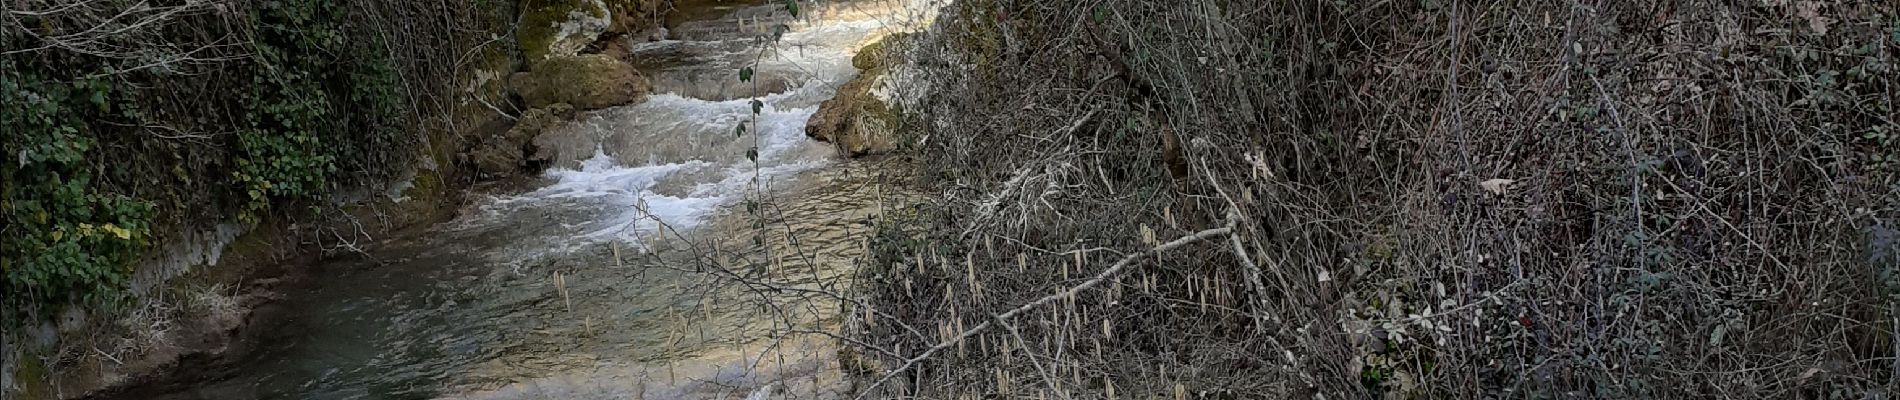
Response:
[103,1,930,399]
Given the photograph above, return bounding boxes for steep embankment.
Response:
[0,0,669,398]
[849,1,1898,398]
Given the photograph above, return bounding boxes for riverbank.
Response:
[2,0,663,396]
[41,1,936,398]
[35,174,494,400]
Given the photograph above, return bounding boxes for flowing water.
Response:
[106,2,932,399]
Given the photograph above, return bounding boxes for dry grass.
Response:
[848,0,1900,398]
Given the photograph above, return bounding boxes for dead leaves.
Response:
[1794,1,1833,36]
[1479,178,1517,195]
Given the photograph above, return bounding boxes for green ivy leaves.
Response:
[2,68,155,313]
[234,0,377,222]
[3,0,413,321]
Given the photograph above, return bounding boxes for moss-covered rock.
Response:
[807,34,909,157]
[602,0,669,36]
[529,124,599,170]
[806,87,900,156]
[509,103,577,143]
[508,54,651,110]
[518,0,671,64]
[518,0,612,63]
[472,103,577,177]
[852,32,908,71]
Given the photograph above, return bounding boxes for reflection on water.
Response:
[108,1,935,399]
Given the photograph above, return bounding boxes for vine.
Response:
[2,0,422,320]
[736,0,805,246]
[233,0,348,222]
[1,65,156,315]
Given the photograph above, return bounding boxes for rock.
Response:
[26,322,57,350]
[56,307,87,333]
[805,88,898,156]
[470,141,526,177]
[518,0,612,63]
[852,33,903,71]
[806,35,910,157]
[472,104,579,177]
[509,54,651,110]
[518,0,670,63]
[601,0,668,36]
[530,124,601,170]
[509,103,578,143]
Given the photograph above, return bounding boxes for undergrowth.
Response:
[1,68,156,311]
[852,0,1900,398]
[0,0,452,325]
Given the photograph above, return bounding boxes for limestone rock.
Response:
[509,54,651,110]
[530,124,601,170]
[508,103,577,143]
[518,0,612,63]
[805,87,898,156]
[518,0,670,63]
[601,0,669,36]
[806,35,909,157]
[472,104,578,177]
[470,141,524,177]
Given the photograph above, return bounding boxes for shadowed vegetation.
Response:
[851,0,1899,398]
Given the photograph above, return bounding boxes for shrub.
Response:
[854,1,1900,398]
[1,67,156,314]
[1,0,433,321]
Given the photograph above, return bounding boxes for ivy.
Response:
[2,0,418,319]
[233,0,350,222]
[346,35,408,177]
[2,65,156,314]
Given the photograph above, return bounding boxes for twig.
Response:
[994,314,1071,400]
[854,226,1233,399]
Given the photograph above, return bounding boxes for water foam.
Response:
[492,92,832,253]
[470,9,911,255]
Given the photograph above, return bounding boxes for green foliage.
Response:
[349,37,406,147]
[233,0,343,221]
[2,0,418,318]
[341,33,412,185]
[235,0,405,222]
[2,65,157,313]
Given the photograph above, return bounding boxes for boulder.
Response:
[601,0,669,37]
[509,54,651,110]
[530,125,600,170]
[471,104,577,177]
[469,140,524,177]
[806,34,910,157]
[805,84,898,156]
[518,0,671,63]
[518,0,612,63]
[508,103,577,142]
